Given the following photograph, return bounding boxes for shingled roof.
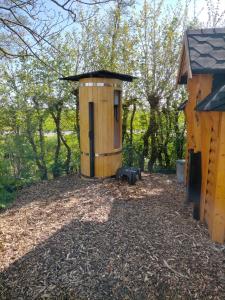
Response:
[188,28,225,74]
[177,28,225,84]
[196,84,225,111]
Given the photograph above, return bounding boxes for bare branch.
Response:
[0,0,120,60]
[0,47,29,59]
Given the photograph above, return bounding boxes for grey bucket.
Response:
[176,159,185,183]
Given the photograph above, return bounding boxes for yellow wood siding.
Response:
[211,112,225,243]
[184,74,225,243]
[78,78,122,178]
[186,74,213,152]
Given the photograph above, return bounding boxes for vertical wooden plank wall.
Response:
[185,74,225,242]
[79,77,122,178]
[199,112,212,225]
[186,75,212,151]
[185,75,212,187]
[194,75,212,226]
[79,81,89,176]
[210,112,225,243]
[202,113,219,235]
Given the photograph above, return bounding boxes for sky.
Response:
[44,0,225,33]
[165,0,225,24]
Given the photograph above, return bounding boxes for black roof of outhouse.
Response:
[60,70,136,82]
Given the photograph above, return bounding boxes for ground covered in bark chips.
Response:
[0,174,225,299]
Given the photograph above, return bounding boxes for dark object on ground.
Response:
[152,168,176,174]
[116,167,141,185]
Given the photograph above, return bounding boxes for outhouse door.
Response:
[88,102,95,177]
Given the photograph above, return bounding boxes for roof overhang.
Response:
[178,100,188,111]
[59,69,137,82]
[195,84,225,111]
[176,33,193,85]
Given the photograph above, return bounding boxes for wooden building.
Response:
[177,28,225,243]
[61,70,135,178]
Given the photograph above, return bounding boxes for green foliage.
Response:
[0,0,200,207]
[0,159,16,208]
[44,111,75,132]
[0,188,15,209]
[123,135,144,168]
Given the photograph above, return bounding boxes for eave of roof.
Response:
[195,84,225,111]
[176,40,192,85]
[59,69,136,82]
[178,100,188,111]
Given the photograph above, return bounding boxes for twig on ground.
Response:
[163,259,189,279]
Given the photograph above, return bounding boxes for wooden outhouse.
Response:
[177,28,225,243]
[61,70,135,178]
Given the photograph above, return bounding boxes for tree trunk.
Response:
[50,110,62,178]
[50,102,72,176]
[26,116,48,180]
[148,126,158,172]
[60,132,72,174]
[31,97,48,180]
[141,123,151,171]
[142,94,160,172]
[73,88,80,148]
[128,102,136,166]
[122,100,130,144]
[174,110,185,159]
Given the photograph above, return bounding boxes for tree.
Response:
[134,0,187,171]
[0,0,120,60]
[0,31,82,180]
[205,0,225,27]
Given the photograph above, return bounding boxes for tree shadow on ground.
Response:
[0,174,224,300]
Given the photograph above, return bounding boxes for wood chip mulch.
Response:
[0,173,224,300]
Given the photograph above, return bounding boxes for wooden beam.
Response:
[176,43,185,86]
[184,33,192,80]
[211,112,225,243]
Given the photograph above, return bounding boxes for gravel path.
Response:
[0,174,224,299]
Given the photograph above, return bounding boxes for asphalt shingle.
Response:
[186,28,225,74]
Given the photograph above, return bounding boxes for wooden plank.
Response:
[79,80,89,176]
[81,154,89,177]
[184,34,192,80]
[199,112,212,222]
[211,112,225,243]
[206,112,220,236]
[92,84,98,176]
[186,74,212,152]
